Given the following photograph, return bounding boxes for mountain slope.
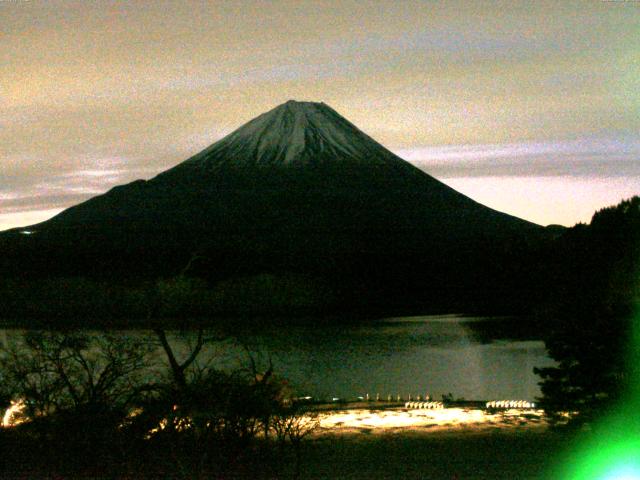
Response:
[24,100,536,237]
[1,100,543,315]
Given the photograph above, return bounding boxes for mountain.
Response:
[1,100,544,316]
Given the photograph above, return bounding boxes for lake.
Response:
[0,315,554,403]
[214,314,554,402]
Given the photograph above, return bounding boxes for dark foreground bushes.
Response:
[0,330,317,479]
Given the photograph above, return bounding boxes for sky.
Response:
[1,0,638,230]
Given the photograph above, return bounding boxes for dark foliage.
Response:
[534,196,640,426]
[0,330,317,478]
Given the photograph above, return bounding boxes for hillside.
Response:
[0,101,546,319]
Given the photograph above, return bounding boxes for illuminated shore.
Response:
[298,406,564,479]
[3,398,549,433]
[1,401,565,479]
[313,406,549,436]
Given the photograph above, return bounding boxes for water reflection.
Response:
[223,315,554,401]
[0,315,554,403]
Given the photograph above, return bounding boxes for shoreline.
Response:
[310,405,550,438]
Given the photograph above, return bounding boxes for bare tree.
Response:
[0,331,154,419]
[271,406,319,479]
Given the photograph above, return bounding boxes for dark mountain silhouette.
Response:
[1,101,546,317]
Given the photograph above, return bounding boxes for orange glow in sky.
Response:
[1,1,638,230]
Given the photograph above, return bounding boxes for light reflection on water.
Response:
[219,315,554,401]
[0,315,554,402]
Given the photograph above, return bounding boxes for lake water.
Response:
[216,315,554,402]
[1,315,554,403]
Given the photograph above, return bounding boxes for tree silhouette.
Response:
[535,197,640,426]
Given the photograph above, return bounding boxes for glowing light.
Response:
[404,401,443,409]
[601,464,640,480]
[559,440,640,480]
[316,407,547,432]
[550,309,640,479]
[486,400,534,409]
[2,400,26,427]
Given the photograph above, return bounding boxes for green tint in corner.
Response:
[550,308,640,480]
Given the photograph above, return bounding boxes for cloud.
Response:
[0,160,159,214]
[394,136,640,178]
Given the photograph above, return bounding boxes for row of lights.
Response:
[485,400,535,409]
[404,401,444,410]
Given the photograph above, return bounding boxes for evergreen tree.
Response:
[535,197,640,426]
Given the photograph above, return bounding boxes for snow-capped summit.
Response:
[168,100,403,171]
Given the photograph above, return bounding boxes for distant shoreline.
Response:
[0,313,544,341]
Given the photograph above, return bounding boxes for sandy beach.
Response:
[314,406,549,437]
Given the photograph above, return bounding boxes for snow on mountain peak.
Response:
[177,100,404,169]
